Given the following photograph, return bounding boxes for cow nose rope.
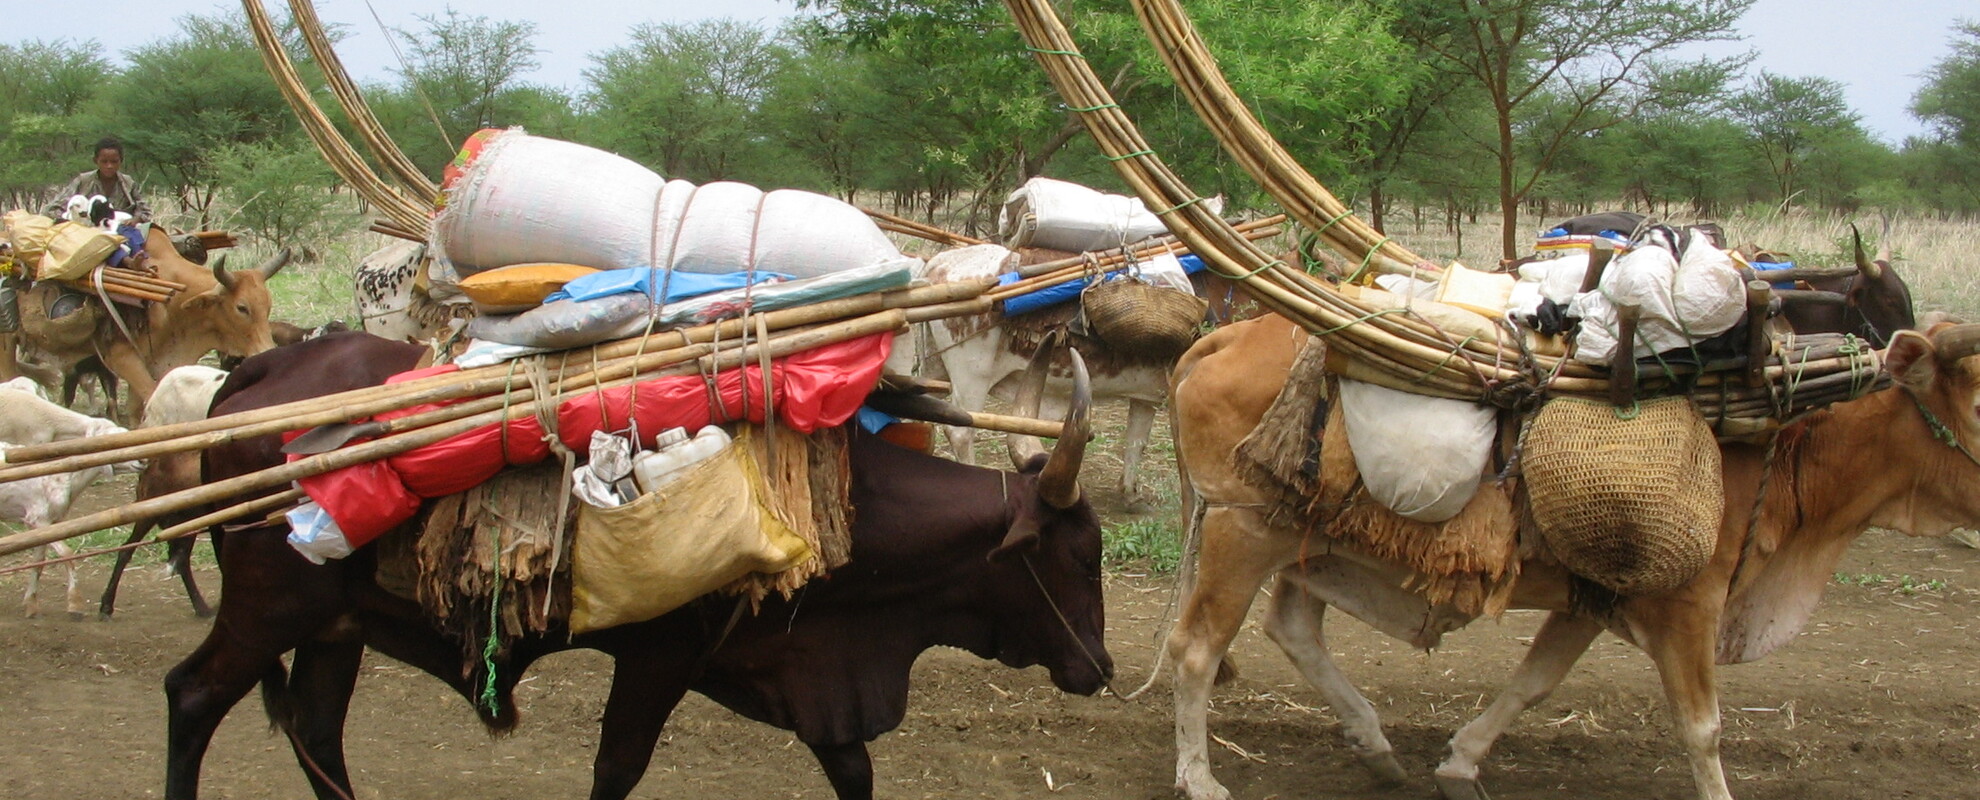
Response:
[1022,554,1121,699]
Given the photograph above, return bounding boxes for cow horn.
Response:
[1034,349,1091,510]
[259,247,292,280]
[210,253,237,291]
[1875,215,1892,265]
[1851,223,1881,280]
[1005,330,1062,470]
[1932,324,1980,363]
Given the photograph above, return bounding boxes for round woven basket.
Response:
[1522,396,1722,595]
[1081,279,1207,362]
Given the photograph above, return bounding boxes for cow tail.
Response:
[1122,377,1206,700]
[257,660,295,733]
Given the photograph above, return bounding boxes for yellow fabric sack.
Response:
[4,210,54,262]
[570,432,812,634]
[457,262,598,314]
[37,220,122,281]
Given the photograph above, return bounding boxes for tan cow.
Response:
[1164,313,1980,800]
[13,225,286,421]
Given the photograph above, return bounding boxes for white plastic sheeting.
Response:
[1337,378,1497,523]
[1570,229,1744,363]
[999,176,1223,252]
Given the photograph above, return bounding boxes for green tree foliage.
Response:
[1397,0,1752,258]
[95,10,309,225]
[367,9,563,177]
[205,138,360,252]
[0,40,111,207]
[1733,72,1870,207]
[585,19,792,182]
[1907,21,1980,211]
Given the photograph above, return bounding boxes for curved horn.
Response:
[1851,223,1881,280]
[1034,349,1091,510]
[209,253,237,291]
[258,247,292,280]
[1931,324,1980,363]
[1005,330,1063,470]
[1875,214,1892,265]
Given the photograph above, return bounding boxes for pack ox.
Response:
[901,244,1243,509]
[164,331,1112,800]
[1777,223,1915,348]
[11,226,287,421]
[1163,313,1980,800]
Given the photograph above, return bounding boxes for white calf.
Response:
[0,385,141,618]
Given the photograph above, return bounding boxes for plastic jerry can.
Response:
[632,425,732,494]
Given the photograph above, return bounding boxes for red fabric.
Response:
[299,333,891,544]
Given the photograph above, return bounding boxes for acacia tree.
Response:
[369,9,565,176]
[1908,21,1980,211]
[585,19,791,182]
[1402,0,1750,258]
[0,40,111,207]
[1732,72,1864,207]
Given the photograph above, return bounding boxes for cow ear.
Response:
[988,513,1042,563]
[182,291,218,310]
[1885,329,1937,392]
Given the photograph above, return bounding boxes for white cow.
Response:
[0,383,142,618]
[353,239,472,344]
[99,365,229,619]
[898,244,1174,509]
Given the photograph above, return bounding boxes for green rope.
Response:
[478,525,504,716]
[1149,196,1206,216]
[1066,102,1118,112]
[1344,237,1393,284]
[1025,46,1084,57]
[1313,307,1406,336]
[1413,334,1478,384]
[1614,399,1642,420]
[1910,391,1980,468]
[1103,149,1155,162]
[1311,209,1354,234]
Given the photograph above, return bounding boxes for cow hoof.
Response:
[1175,769,1233,800]
[1435,773,1491,800]
[192,607,216,619]
[68,611,86,622]
[1360,750,1409,785]
[97,612,115,622]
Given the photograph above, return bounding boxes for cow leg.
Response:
[278,639,365,800]
[944,377,991,465]
[52,540,85,620]
[806,741,875,800]
[1119,399,1157,512]
[98,339,157,423]
[22,544,46,618]
[1260,575,1405,784]
[1631,598,1736,800]
[1170,506,1298,800]
[100,518,155,620]
[588,651,694,800]
[173,537,214,618]
[1433,611,1604,800]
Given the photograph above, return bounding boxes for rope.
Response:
[1021,554,1119,699]
[478,523,505,716]
[1910,391,1980,469]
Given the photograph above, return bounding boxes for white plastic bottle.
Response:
[632,425,731,493]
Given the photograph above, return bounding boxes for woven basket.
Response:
[1522,396,1722,595]
[1081,279,1207,362]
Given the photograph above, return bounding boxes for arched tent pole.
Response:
[286,0,440,205]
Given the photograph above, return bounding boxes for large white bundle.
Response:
[1570,228,1744,363]
[1338,379,1497,523]
[433,130,665,276]
[434,131,904,279]
[661,181,903,278]
[1000,177,1222,252]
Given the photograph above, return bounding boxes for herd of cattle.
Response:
[0,221,1973,800]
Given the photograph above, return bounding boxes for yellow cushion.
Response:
[458,262,598,312]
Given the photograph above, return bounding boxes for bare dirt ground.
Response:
[4,408,1979,799]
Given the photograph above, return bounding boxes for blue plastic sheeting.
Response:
[999,254,1206,316]
[1751,260,1796,290]
[856,407,899,434]
[544,267,790,304]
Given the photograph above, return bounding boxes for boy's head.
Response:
[92,137,124,178]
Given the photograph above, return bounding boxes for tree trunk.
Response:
[1368,182,1387,234]
[1497,108,1519,261]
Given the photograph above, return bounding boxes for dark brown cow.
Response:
[14,226,288,421]
[1779,224,1915,347]
[164,332,1111,800]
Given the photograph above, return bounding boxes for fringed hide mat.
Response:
[371,424,853,668]
[1232,336,1521,616]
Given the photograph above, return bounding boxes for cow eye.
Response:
[236,303,250,315]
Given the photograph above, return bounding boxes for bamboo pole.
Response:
[0,310,910,557]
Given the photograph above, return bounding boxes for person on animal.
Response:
[41,137,152,224]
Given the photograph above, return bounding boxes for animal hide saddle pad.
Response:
[1233,336,1522,616]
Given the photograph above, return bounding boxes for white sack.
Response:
[1570,229,1744,364]
[1507,252,1590,319]
[1000,177,1222,252]
[433,131,904,279]
[922,243,1015,280]
[1337,378,1496,523]
[433,130,665,276]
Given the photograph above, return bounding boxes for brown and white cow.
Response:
[13,225,286,421]
[1164,313,1980,800]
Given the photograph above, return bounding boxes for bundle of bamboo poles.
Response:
[63,267,185,304]
[0,280,1002,559]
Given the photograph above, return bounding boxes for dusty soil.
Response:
[4,420,1979,799]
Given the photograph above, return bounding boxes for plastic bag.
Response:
[1337,378,1496,523]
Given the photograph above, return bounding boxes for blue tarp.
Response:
[999,254,1207,316]
[1751,260,1796,290]
[544,268,790,304]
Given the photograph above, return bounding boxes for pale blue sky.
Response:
[13,0,1973,144]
